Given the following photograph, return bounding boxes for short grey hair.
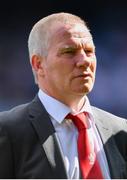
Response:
[28,12,90,82]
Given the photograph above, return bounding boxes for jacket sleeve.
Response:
[0,125,14,178]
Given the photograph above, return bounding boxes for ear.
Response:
[31,55,45,76]
[31,55,42,71]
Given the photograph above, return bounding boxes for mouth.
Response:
[76,72,92,79]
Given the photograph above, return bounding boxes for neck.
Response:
[39,85,86,113]
[64,96,86,113]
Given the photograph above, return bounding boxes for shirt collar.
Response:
[38,89,94,124]
[38,89,70,123]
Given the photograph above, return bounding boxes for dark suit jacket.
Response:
[0,96,127,179]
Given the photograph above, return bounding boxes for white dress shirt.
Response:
[38,89,110,179]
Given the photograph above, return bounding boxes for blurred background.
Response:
[0,0,127,118]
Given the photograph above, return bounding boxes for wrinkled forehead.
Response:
[48,23,93,47]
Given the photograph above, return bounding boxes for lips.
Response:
[76,72,92,79]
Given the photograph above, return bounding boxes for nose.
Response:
[76,50,91,68]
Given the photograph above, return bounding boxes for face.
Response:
[39,23,96,101]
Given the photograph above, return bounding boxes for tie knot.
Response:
[66,112,87,131]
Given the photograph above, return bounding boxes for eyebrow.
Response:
[59,42,95,52]
[57,45,78,55]
[60,45,77,51]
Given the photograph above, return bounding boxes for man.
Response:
[0,12,127,179]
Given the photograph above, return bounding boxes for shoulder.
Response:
[0,95,47,132]
[0,103,33,145]
[0,95,42,125]
[92,106,127,132]
[92,106,126,120]
[0,101,30,125]
[0,96,43,138]
[0,103,30,124]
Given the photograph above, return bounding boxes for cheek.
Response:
[91,59,97,73]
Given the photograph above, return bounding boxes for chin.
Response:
[71,81,94,96]
[73,89,91,96]
[76,85,93,95]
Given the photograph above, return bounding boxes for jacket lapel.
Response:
[28,96,68,178]
[92,106,126,179]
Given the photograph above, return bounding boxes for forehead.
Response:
[49,23,93,47]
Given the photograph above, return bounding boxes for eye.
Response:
[63,47,76,54]
[58,47,77,57]
[85,50,92,53]
[85,48,95,56]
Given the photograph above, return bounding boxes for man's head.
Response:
[28,12,96,105]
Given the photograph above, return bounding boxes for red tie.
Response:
[66,112,103,179]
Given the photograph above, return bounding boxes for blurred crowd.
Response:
[0,28,127,119]
[0,1,127,119]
